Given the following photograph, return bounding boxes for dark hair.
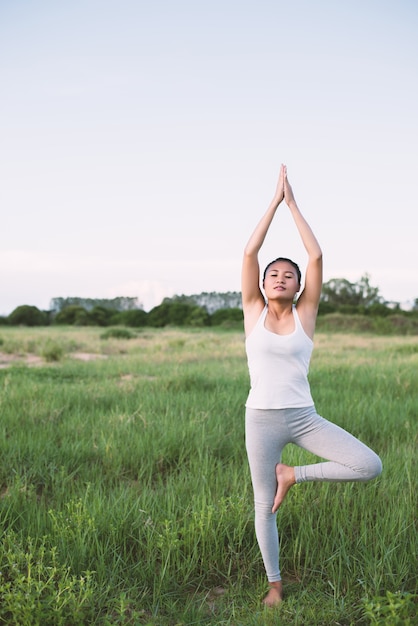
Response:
[263,257,302,285]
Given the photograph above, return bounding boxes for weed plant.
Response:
[0,327,416,625]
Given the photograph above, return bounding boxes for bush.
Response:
[387,314,418,335]
[41,340,65,362]
[100,328,136,339]
[0,530,96,625]
[316,312,418,335]
[8,305,48,327]
[316,313,376,333]
[362,591,417,625]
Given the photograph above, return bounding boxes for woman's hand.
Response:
[284,166,297,207]
[272,164,285,207]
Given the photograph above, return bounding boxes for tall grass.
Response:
[0,327,417,625]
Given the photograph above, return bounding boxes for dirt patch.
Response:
[0,352,44,369]
[0,351,108,368]
[71,352,108,362]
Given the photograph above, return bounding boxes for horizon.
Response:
[2,276,416,317]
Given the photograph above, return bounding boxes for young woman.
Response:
[242,165,382,607]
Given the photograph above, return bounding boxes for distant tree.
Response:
[187,306,210,327]
[364,302,398,317]
[321,278,359,307]
[89,306,114,326]
[54,305,91,325]
[111,309,148,327]
[148,302,208,327]
[193,291,242,313]
[356,274,383,307]
[318,301,337,315]
[166,291,242,314]
[8,305,48,326]
[210,308,243,326]
[50,296,142,313]
[148,303,177,327]
[320,274,384,310]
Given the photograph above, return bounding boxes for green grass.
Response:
[0,327,417,625]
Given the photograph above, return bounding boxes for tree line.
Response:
[1,275,417,329]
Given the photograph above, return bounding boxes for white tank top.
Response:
[245,305,314,409]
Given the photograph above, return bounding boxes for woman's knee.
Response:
[254,499,277,521]
[363,451,382,481]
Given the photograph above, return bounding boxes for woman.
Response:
[242,164,382,607]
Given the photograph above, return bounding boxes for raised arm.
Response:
[241,165,285,332]
[283,168,323,335]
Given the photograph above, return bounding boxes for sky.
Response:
[1,0,417,314]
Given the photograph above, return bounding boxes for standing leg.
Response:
[245,408,291,605]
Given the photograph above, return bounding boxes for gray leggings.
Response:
[245,406,382,582]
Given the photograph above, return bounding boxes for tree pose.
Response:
[241,165,382,607]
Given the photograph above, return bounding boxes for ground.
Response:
[0,352,106,368]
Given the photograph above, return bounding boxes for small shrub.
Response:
[388,314,418,335]
[0,530,96,625]
[362,590,417,625]
[100,328,135,340]
[41,340,65,362]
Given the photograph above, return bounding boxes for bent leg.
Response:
[290,407,382,484]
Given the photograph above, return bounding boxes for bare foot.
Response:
[263,581,283,607]
[272,463,296,513]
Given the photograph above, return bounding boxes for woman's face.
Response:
[263,260,300,300]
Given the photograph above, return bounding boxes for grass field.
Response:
[0,326,417,625]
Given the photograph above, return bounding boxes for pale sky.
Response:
[1,0,417,314]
